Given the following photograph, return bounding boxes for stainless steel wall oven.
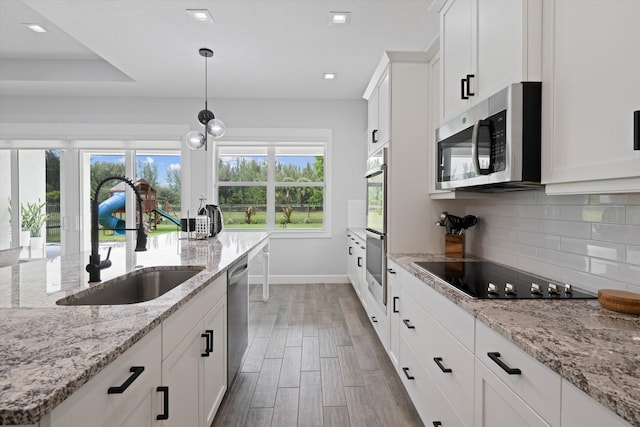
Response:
[365,148,387,309]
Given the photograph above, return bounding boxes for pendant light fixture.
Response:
[185,47,226,150]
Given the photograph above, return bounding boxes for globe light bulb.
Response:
[185,130,206,150]
[206,118,226,139]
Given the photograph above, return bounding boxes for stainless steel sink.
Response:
[57,267,204,306]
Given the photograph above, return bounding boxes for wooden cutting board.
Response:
[598,289,640,315]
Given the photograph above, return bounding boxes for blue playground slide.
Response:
[98,192,126,236]
[154,207,181,226]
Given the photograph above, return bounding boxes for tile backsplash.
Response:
[465,191,640,294]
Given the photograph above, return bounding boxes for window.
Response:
[215,138,328,235]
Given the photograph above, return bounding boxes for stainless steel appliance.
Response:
[365,148,387,309]
[227,255,249,388]
[436,82,542,191]
[413,261,596,300]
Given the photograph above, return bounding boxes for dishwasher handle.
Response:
[228,263,249,284]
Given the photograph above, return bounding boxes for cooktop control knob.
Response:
[564,283,573,294]
[488,282,499,295]
[505,283,517,295]
[548,283,561,295]
[531,283,543,295]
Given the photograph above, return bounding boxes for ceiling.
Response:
[0,0,439,100]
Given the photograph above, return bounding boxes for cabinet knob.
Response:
[403,319,415,329]
[433,357,453,373]
[466,74,475,96]
[357,257,363,268]
[393,296,399,313]
[461,78,468,100]
[372,129,378,144]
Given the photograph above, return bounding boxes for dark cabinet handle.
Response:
[433,357,452,373]
[402,367,415,380]
[461,78,468,100]
[466,74,475,96]
[403,319,415,329]
[156,386,169,420]
[107,366,144,394]
[207,330,214,352]
[634,110,639,150]
[201,330,214,357]
[433,422,442,427]
[393,296,399,313]
[357,257,362,268]
[387,268,396,274]
[372,129,378,144]
[201,333,210,357]
[348,246,353,255]
[487,352,521,375]
[371,316,378,323]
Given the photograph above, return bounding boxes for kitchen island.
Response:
[389,253,639,427]
[0,231,269,426]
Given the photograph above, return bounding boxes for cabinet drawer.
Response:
[400,336,467,427]
[475,321,561,426]
[400,290,474,426]
[162,293,205,359]
[364,289,388,349]
[474,356,550,427]
[400,268,475,351]
[50,327,162,426]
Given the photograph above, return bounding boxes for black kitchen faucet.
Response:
[86,176,147,282]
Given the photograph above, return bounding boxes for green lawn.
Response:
[223,210,324,229]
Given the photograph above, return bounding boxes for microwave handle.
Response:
[471,119,491,176]
[471,120,482,177]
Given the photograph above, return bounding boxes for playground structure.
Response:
[99,178,180,235]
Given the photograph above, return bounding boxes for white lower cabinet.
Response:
[46,274,227,427]
[387,260,401,369]
[346,232,366,300]
[399,336,466,427]
[474,357,550,427]
[363,285,388,349]
[561,379,631,427]
[48,327,163,427]
[475,321,561,426]
[161,274,227,427]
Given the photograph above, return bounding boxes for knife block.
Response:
[445,234,465,258]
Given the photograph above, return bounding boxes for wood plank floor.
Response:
[212,283,423,427]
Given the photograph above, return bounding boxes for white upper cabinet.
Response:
[366,71,390,156]
[541,0,640,194]
[439,0,542,123]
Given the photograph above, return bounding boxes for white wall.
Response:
[0,95,367,281]
[465,191,640,294]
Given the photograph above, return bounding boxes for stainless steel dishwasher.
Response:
[227,255,249,388]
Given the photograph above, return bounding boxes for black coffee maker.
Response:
[198,204,223,237]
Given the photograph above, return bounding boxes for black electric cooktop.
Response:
[412,261,596,300]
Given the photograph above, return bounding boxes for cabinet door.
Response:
[561,379,631,427]
[542,0,640,189]
[474,358,550,427]
[105,366,162,427]
[376,73,390,147]
[367,89,380,156]
[161,325,202,427]
[355,240,366,299]
[475,0,540,101]
[440,0,473,122]
[387,265,400,369]
[202,297,227,427]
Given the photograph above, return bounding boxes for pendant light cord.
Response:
[204,54,208,111]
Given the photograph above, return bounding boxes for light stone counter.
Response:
[0,231,268,425]
[389,253,640,427]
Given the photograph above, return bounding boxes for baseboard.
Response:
[249,274,349,285]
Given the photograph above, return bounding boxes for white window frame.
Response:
[214,128,332,238]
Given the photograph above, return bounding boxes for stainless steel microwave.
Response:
[435,82,542,191]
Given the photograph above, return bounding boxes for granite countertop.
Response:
[389,253,640,426]
[347,227,366,241]
[0,231,268,425]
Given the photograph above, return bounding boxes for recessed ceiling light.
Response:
[323,73,336,80]
[329,11,351,25]
[186,9,214,23]
[23,23,47,33]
